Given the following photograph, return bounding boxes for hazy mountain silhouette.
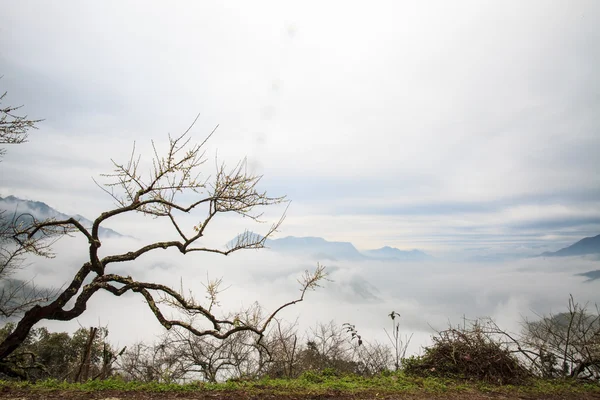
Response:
[266,236,367,261]
[0,195,124,238]
[539,234,600,257]
[576,270,600,282]
[362,246,433,261]
[228,233,431,262]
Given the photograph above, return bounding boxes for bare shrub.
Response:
[523,296,599,379]
[404,318,530,384]
[260,319,300,378]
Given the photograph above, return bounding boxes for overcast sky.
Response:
[2,1,600,359]
[1,0,599,255]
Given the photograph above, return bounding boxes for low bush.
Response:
[404,320,529,384]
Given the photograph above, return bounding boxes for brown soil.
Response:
[0,389,599,400]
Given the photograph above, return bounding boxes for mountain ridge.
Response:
[228,232,432,262]
[363,245,433,261]
[0,195,124,238]
[266,235,367,261]
[539,234,600,257]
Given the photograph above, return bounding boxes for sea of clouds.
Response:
[13,231,599,356]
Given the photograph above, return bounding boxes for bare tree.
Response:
[116,341,187,383]
[0,89,50,320]
[304,321,352,368]
[520,296,600,380]
[285,321,359,375]
[352,340,394,376]
[292,321,395,376]
[159,326,260,382]
[143,302,272,383]
[0,88,40,158]
[261,318,300,378]
[0,119,326,378]
[115,329,257,383]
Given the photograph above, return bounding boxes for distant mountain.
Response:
[539,234,600,257]
[266,236,367,261]
[0,195,124,238]
[576,270,600,282]
[362,246,433,261]
[227,233,432,262]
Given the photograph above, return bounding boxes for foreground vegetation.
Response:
[1,299,599,386]
[2,299,599,384]
[0,311,598,399]
[0,372,599,398]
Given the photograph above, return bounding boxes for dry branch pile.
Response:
[405,322,530,384]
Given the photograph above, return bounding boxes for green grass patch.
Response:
[0,372,598,396]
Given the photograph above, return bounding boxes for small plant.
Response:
[344,311,413,373]
[342,323,362,346]
[385,311,413,371]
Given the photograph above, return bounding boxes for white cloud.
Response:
[14,234,600,355]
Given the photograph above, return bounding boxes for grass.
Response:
[0,371,598,397]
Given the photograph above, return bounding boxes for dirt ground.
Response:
[1,389,600,400]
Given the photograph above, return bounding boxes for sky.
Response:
[1,1,599,254]
[1,1,600,355]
